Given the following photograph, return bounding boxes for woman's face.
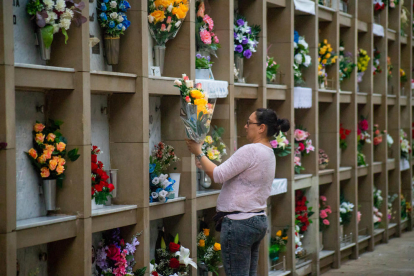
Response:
[244,112,265,142]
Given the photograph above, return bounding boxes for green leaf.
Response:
[54,120,64,127]
[160,237,166,249]
[133,267,147,276]
[41,25,54,49]
[61,28,69,44]
[174,233,179,244]
[68,148,80,162]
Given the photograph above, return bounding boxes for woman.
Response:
[186,108,290,276]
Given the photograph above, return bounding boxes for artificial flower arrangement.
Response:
[270,131,291,157]
[26,120,80,187]
[294,224,305,259]
[338,42,356,83]
[295,190,314,234]
[373,0,386,11]
[95,228,146,276]
[149,142,179,203]
[26,0,87,50]
[91,145,114,205]
[373,49,382,76]
[97,0,131,37]
[388,193,398,221]
[174,74,216,143]
[373,186,384,228]
[197,224,221,275]
[269,227,288,263]
[151,233,197,275]
[196,1,220,57]
[400,129,412,160]
[400,68,408,85]
[318,149,329,169]
[294,127,315,174]
[401,194,411,220]
[266,56,280,83]
[387,133,394,149]
[294,31,312,85]
[148,0,189,47]
[357,116,371,166]
[319,195,332,231]
[339,194,354,226]
[202,126,227,163]
[340,124,351,150]
[373,124,386,146]
[400,3,409,36]
[196,53,213,69]
[387,56,393,80]
[233,15,261,60]
[318,39,337,88]
[357,48,370,83]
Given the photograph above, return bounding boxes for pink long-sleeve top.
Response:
[213,143,276,220]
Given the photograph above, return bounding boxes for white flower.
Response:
[304,55,312,67]
[151,192,158,199]
[110,12,118,19]
[294,54,303,65]
[168,4,173,12]
[294,42,298,49]
[339,46,345,51]
[152,177,160,185]
[162,179,171,188]
[59,18,71,30]
[340,207,346,213]
[235,33,245,43]
[159,174,168,183]
[185,80,193,88]
[118,15,124,22]
[148,15,154,23]
[52,24,60,34]
[174,79,182,86]
[44,0,54,10]
[110,1,117,8]
[175,21,182,28]
[55,0,66,12]
[45,11,57,24]
[61,9,74,19]
[175,246,197,268]
[158,190,169,201]
[122,26,126,31]
[298,37,308,49]
[167,24,172,32]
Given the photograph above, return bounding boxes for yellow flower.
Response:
[33,123,45,132]
[327,44,331,48]
[154,0,174,8]
[282,236,288,240]
[204,136,213,144]
[35,133,45,144]
[190,89,204,99]
[58,157,66,166]
[46,133,56,142]
[174,0,188,4]
[56,142,66,152]
[49,159,58,171]
[325,53,331,59]
[151,10,166,23]
[203,228,210,236]
[197,105,208,115]
[324,39,328,44]
[318,57,321,62]
[276,230,282,237]
[213,243,221,251]
[45,144,55,153]
[172,3,189,19]
[194,98,207,106]
[322,59,327,64]
[40,167,50,178]
[28,148,38,159]
[56,165,65,175]
[198,239,205,247]
[37,154,47,164]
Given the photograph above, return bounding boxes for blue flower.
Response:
[207,56,211,61]
[99,12,107,21]
[149,196,153,203]
[116,23,123,30]
[235,44,243,53]
[155,188,162,193]
[103,0,109,2]
[243,49,252,59]
[109,21,115,28]
[165,184,174,192]
[122,19,131,28]
[100,3,107,11]
[294,31,299,43]
[119,0,131,12]
[149,163,156,173]
[237,19,245,26]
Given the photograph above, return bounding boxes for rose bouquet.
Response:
[400,129,411,160]
[26,0,87,50]
[294,31,312,85]
[196,1,220,57]
[373,49,382,75]
[319,149,329,169]
[294,127,315,174]
[233,15,261,60]
[148,0,189,46]
[202,126,227,163]
[338,43,356,82]
[340,124,351,150]
[318,39,337,88]
[266,56,280,83]
[339,195,354,226]
[269,227,288,262]
[373,124,386,146]
[95,228,146,276]
[270,131,291,157]
[295,190,314,235]
[197,227,221,275]
[97,0,131,36]
[149,142,179,203]
[91,145,114,205]
[26,120,80,187]
[151,233,197,275]
[174,74,216,143]
[319,196,332,231]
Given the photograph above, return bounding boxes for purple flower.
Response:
[247,27,252,34]
[234,31,238,39]
[207,56,211,61]
[196,53,202,59]
[243,49,252,59]
[242,38,248,45]
[237,19,245,26]
[235,44,243,53]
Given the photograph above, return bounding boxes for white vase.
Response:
[169,173,181,198]
[91,198,104,210]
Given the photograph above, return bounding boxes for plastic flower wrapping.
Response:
[202,126,227,163]
[294,31,312,85]
[295,190,314,235]
[270,131,291,157]
[94,228,145,276]
[26,120,80,187]
[357,48,370,73]
[338,42,356,82]
[339,123,351,150]
[373,124,386,146]
[233,15,261,60]
[318,39,337,86]
[197,223,221,275]
[269,227,288,263]
[91,145,115,205]
[26,0,87,48]
[294,127,315,174]
[149,142,180,203]
[339,194,354,226]
[151,233,197,276]
[174,75,216,143]
[266,55,280,83]
[400,3,409,36]
[97,0,131,37]
[319,195,332,231]
[400,129,411,160]
[148,0,190,46]
[373,49,382,75]
[196,1,221,57]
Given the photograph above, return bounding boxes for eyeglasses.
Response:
[246,120,261,127]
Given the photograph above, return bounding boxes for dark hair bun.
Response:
[255,108,291,137]
[277,118,290,133]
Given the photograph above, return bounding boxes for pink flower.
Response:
[320,210,328,219]
[294,156,301,166]
[326,208,332,214]
[166,16,172,24]
[323,219,330,225]
[359,119,369,131]
[294,129,309,141]
[320,195,327,202]
[357,211,361,223]
[270,140,278,148]
[161,24,166,31]
[213,35,219,44]
[196,83,202,89]
[203,15,214,31]
[200,29,212,44]
[185,96,191,103]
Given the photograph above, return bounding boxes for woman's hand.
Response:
[185,139,202,155]
[195,158,203,169]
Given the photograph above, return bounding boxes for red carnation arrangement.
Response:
[91,145,114,205]
[295,190,314,234]
[339,124,351,150]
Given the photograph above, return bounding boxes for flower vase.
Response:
[319,231,324,251]
[198,169,212,190]
[195,69,211,80]
[319,164,327,170]
[105,169,118,198]
[401,86,405,96]
[37,28,51,61]
[104,36,120,65]
[169,173,181,199]
[154,45,166,75]
[42,179,56,211]
[234,55,245,83]
[91,198,105,210]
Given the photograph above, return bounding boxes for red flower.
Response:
[359,119,369,131]
[95,183,103,192]
[169,242,181,253]
[169,258,180,269]
[91,187,95,196]
[97,161,104,169]
[100,181,109,188]
[108,183,115,192]
[92,154,97,163]
[151,272,159,276]
[301,226,307,232]
[298,142,305,151]
[120,239,125,246]
[96,169,109,182]
[91,162,98,173]
[106,245,121,261]
[341,134,346,140]
[345,129,351,135]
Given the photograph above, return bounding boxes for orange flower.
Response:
[46,133,56,142]
[45,144,55,153]
[35,133,45,144]
[198,239,205,247]
[40,167,50,178]
[33,123,45,132]
[56,165,65,175]
[213,243,221,251]
[56,142,66,152]
[154,0,174,8]
[203,228,210,237]
[58,157,66,166]
[28,148,37,159]
[49,159,58,171]
[175,0,188,4]
[194,98,207,106]
[37,154,47,164]
[151,10,166,23]
[172,3,189,19]
[43,150,52,160]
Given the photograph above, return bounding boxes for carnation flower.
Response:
[45,11,57,24]
[61,9,74,19]
[44,0,54,10]
[55,0,66,12]
[200,29,212,44]
[59,18,71,30]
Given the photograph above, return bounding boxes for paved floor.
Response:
[324,231,414,276]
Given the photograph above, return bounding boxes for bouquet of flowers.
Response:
[95,228,145,276]
[196,53,213,69]
[373,206,383,228]
[318,39,337,86]
[174,75,216,143]
[373,0,386,11]
[270,131,291,157]
[374,186,383,209]
[26,120,80,187]
[387,133,394,149]
[388,193,398,221]
[269,227,288,262]
[339,42,356,82]
[340,124,352,150]
[357,48,370,73]
[295,190,314,234]
[295,224,305,259]
[233,15,261,60]
[400,129,411,160]
[401,194,411,219]
[266,56,280,83]
[149,142,179,203]
[97,0,131,37]
[373,49,382,75]
[387,56,393,79]
[148,0,189,46]
[319,196,332,231]
[294,127,315,174]
[389,0,399,8]
[357,116,371,166]
[202,126,227,163]
[196,1,220,57]
[400,68,408,84]
[373,124,386,146]
[401,4,409,35]
[197,227,221,275]
[151,233,197,275]
[26,0,87,49]
[91,145,115,205]
[294,31,312,84]
[319,149,329,168]
[339,196,354,226]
